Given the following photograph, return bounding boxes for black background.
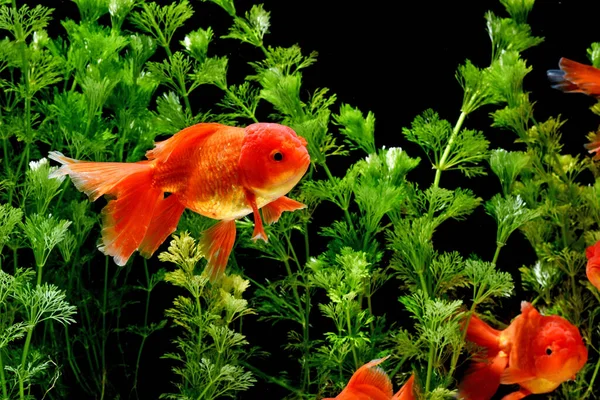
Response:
[18,0,600,398]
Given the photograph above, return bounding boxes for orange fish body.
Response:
[323,357,415,400]
[547,57,600,97]
[585,240,600,290]
[49,123,310,279]
[459,302,588,400]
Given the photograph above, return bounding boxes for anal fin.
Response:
[138,194,186,258]
[198,220,237,281]
[458,351,508,400]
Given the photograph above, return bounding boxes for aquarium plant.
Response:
[0,0,599,399]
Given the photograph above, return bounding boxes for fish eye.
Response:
[272,151,284,162]
[546,347,553,356]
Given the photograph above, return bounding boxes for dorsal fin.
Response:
[146,123,225,162]
[347,356,394,397]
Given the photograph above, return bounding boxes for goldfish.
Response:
[323,356,415,400]
[458,302,588,400]
[547,57,600,97]
[547,58,600,159]
[49,122,310,280]
[585,240,600,290]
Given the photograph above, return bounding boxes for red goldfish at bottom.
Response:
[585,240,600,290]
[323,356,415,400]
[459,302,588,400]
[49,123,310,280]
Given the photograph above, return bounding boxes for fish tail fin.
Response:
[198,220,237,281]
[48,151,165,265]
[98,169,163,266]
[465,314,502,352]
[392,374,415,400]
[48,151,153,201]
[458,352,508,400]
[547,57,600,96]
[138,194,186,258]
[347,356,394,398]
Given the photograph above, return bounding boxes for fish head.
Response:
[585,240,600,260]
[239,123,310,199]
[532,315,588,385]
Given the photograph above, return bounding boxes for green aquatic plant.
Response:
[0,0,599,399]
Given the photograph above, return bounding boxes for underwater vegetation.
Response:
[1,0,600,399]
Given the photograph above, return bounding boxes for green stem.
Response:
[448,297,480,379]
[241,361,305,397]
[582,353,600,400]
[19,327,34,400]
[133,261,153,398]
[153,28,192,116]
[433,111,468,188]
[321,162,357,240]
[224,87,259,123]
[345,304,358,369]
[492,243,503,265]
[424,343,435,394]
[0,350,7,400]
[100,257,108,400]
[64,324,91,393]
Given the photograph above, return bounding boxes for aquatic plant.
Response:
[0,0,599,399]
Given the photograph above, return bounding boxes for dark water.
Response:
[5,0,598,399]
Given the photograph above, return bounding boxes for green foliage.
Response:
[485,194,541,247]
[129,0,194,49]
[1,0,598,399]
[489,149,530,196]
[333,104,376,155]
[403,109,489,178]
[485,11,543,61]
[159,233,256,399]
[222,4,270,48]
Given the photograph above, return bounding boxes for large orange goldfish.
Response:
[459,302,587,400]
[49,122,310,279]
[585,240,600,290]
[323,356,415,400]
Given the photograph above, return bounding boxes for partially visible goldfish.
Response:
[547,58,600,159]
[585,240,600,290]
[459,302,587,400]
[49,122,310,280]
[323,356,415,400]
[547,57,600,97]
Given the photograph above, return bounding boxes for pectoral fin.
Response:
[501,388,531,400]
[262,196,306,225]
[500,367,536,385]
[244,189,267,242]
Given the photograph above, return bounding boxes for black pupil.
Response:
[546,347,552,355]
[273,152,283,161]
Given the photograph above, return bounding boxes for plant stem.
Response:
[582,353,600,400]
[100,257,108,400]
[433,111,468,188]
[224,87,259,123]
[425,343,435,394]
[0,350,7,400]
[492,243,503,265]
[241,361,306,397]
[133,260,153,398]
[345,304,359,369]
[19,326,34,400]
[321,162,357,240]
